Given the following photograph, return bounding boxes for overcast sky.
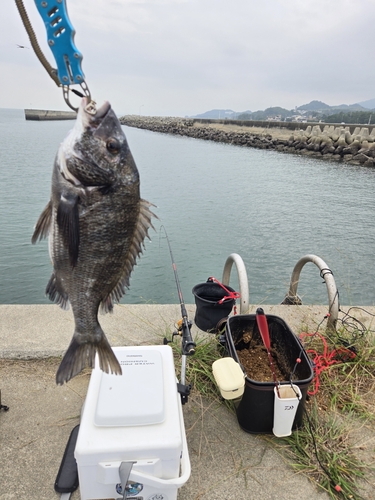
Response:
[1,0,375,116]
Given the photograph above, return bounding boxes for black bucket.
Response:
[192,279,237,333]
[225,314,313,434]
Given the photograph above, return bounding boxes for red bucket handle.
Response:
[207,277,241,304]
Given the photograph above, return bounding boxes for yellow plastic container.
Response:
[212,357,245,400]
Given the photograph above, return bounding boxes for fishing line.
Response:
[287,313,345,495]
[302,405,344,496]
[338,305,375,338]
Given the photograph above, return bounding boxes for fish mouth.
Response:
[94,100,111,119]
[80,98,111,122]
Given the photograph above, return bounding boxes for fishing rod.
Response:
[161,226,196,404]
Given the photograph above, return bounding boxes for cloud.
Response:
[2,0,375,115]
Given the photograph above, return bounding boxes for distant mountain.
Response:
[297,100,330,111]
[356,98,375,110]
[297,100,367,112]
[238,106,291,121]
[190,109,251,119]
[332,103,366,110]
[192,99,375,121]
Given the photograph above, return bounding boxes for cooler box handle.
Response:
[129,426,190,489]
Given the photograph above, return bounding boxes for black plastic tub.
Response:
[225,314,313,434]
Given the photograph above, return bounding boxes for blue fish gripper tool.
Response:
[34,0,90,108]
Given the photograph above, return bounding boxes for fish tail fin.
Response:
[56,333,122,385]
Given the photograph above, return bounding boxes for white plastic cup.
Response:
[272,384,302,437]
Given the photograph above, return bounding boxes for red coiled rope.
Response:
[299,332,356,396]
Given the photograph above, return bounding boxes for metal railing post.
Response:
[222,253,249,314]
[282,254,339,329]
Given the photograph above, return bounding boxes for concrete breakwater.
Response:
[25,109,77,121]
[120,115,375,167]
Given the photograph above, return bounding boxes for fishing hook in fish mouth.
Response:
[71,89,96,114]
[63,81,92,112]
[85,101,97,115]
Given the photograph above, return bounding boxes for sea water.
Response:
[1,108,374,306]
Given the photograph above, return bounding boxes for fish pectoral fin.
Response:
[31,201,52,243]
[57,192,80,267]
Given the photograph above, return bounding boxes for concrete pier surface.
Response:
[1,304,375,500]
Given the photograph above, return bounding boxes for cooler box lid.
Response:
[95,348,164,426]
[75,345,183,467]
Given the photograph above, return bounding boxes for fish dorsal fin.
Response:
[99,199,157,313]
[31,201,52,243]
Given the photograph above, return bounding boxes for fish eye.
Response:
[106,138,120,154]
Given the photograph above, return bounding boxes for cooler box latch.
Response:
[118,461,135,499]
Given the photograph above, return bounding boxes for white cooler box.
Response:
[75,345,191,500]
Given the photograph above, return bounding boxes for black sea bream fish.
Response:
[32,98,155,384]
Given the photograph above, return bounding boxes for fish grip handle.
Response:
[34,0,85,86]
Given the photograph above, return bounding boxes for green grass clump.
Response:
[282,402,368,499]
